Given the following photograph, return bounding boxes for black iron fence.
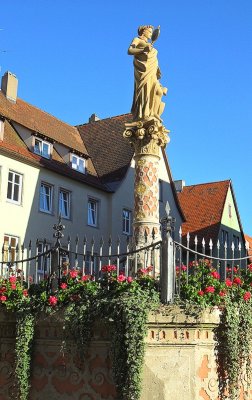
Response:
[1,214,251,302]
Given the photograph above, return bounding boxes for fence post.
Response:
[52,216,65,292]
[160,202,175,304]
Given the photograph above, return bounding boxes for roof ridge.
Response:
[184,179,231,188]
[76,112,132,128]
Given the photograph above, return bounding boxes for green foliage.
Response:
[177,259,252,400]
[14,310,35,400]
[0,266,158,400]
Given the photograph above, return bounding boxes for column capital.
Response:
[123,118,170,157]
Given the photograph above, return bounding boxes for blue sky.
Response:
[1,0,252,235]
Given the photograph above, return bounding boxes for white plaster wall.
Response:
[0,154,111,253]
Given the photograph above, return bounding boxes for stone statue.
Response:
[128,25,167,122]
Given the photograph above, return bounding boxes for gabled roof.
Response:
[77,114,134,187]
[0,90,88,155]
[0,120,108,192]
[177,180,241,244]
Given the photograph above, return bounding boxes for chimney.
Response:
[174,180,185,192]
[89,113,100,123]
[1,71,18,103]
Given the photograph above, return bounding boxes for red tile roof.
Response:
[245,235,252,263]
[0,120,108,191]
[0,90,88,155]
[77,114,134,186]
[177,180,231,244]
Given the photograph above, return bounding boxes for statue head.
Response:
[138,25,154,39]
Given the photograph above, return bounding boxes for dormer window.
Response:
[34,138,51,159]
[71,154,86,173]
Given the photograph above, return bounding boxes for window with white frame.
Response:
[40,182,53,213]
[71,154,86,173]
[34,137,51,159]
[123,209,132,235]
[59,189,71,219]
[3,235,19,263]
[37,242,51,274]
[88,198,98,227]
[7,171,22,204]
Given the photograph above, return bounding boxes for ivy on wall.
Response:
[1,260,252,400]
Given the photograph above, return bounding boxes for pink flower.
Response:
[139,268,148,275]
[81,275,89,281]
[11,284,16,290]
[146,265,153,272]
[211,271,220,279]
[49,296,58,306]
[233,277,242,285]
[0,295,7,302]
[23,289,28,297]
[219,291,226,297]
[198,290,204,296]
[205,286,215,294]
[181,265,187,271]
[225,279,233,287]
[9,276,16,284]
[117,274,126,282]
[60,283,67,290]
[243,292,251,301]
[127,276,133,283]
[69,270,78,279]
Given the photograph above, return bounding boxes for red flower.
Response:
[69,270,78,279]
[60,283,67,290]
[0,295,7,302]
[117,274,126,282]
[211,271,220,279]
[233,277,242,285]
[81,275,89,281]
[205,286,215,294]
[127,276,133,283]
[23,289,28,297]
[248,264,252,272]
[11,284,16,290]
[9,276,16,284]
[49,296,58,306]
[243,292,251,301]
[198,290,204,296]
[0,287,7,293]
[219,291,226,297]
[101,265,117,273]
[146,265,154,272]
[225,279,233,287]
[181,265,187,271]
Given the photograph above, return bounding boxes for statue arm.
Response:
[128,39,152,55]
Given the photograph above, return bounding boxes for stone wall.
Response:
[0,306,246,400]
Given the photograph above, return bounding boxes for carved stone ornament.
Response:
[123,118,170,157]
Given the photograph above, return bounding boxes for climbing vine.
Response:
[14,311,35,400]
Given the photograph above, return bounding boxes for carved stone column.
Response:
[123,118,169,264]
